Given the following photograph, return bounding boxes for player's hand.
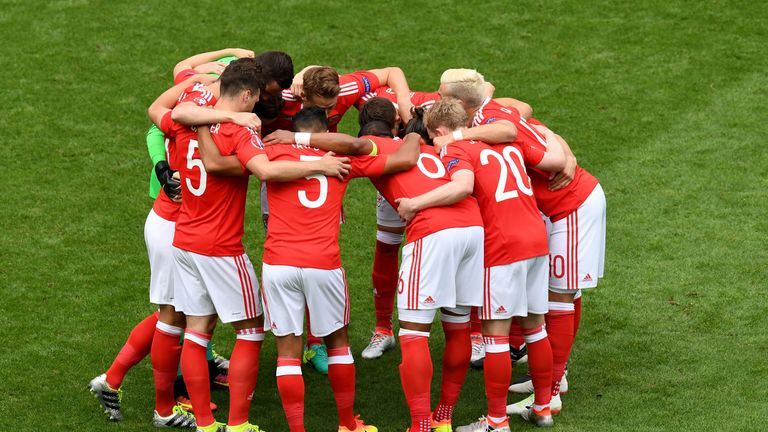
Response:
[433,131,458,153]
[231,112,262,132]
[155,161,182,202]
[319,151,351,180]
[194,61,227,76]
[395,197,417,223]
[290,75,304,97]
[263,130,295,146]
[230,48,255,58]
[549,155,576,191]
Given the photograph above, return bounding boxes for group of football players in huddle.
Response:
[88,48,605,432]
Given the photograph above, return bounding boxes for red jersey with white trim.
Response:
[472,97,599,221]
[442,139,548,266]
[171,121,264,256]
[153,83,218,221]
[357,86,440,110]
[365,136,483,244]
[263,71,381,135]
[262,145,387,269]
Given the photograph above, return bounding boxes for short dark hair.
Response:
[253,92,284,120]
[254,51,294,89]
[359,97,397,129]
[293,107,328,133]
[359,120,394,138]
[220,58,268,98]
[405,106,432,144]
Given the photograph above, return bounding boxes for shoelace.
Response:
[368,332,389,347]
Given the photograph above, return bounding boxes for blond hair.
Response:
[424,98,469,132]
[440,68,486,108]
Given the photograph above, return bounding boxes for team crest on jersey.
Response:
[248,129,264,149]
[361,76,372,93]
[446,158,460,171]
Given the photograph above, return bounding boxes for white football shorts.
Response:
[261,264,350,337]
[377,192,405,228]
[173,248,262,323]
[145,209,177,307]
[479,255,549,320]
[548,183,606,292]
[398,226,484,311]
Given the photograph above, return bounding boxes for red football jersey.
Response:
[169,120,263,256]
[262,145,387,269]
[263,71,381,135]
[442,139,548,266]
[153,84,218,221]
[365,136,483,244]
[357,86,440,110]
[472,97,599,221]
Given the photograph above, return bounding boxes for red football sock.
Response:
[470,308,482,335]
[372,240,400,331]
[327,346,357,430]
[433,320,470,423]
[573,295,582,337]
[151,320,183,416]
[546,303,575,396]
[105,310,159,389]
[181,331,215,427]
[228,328,264,426]
[523,324,553,409]
[508,319,525,350]
[482,335,510,421]
[305,309,322,347]
[276,357,305,432]
[399,330,432,432]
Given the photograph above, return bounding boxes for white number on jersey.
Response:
[517,117,548,147]
[186,139,207,197]
[479,146,533,202]
[416,153,446,179]
[297,155,328,208]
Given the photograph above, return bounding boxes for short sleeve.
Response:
[516,143,545,167]
[334,71,382,117]
[174,69,196,85]
[350,155,387,178]
[441,142,474,174]
[232,126,266,166]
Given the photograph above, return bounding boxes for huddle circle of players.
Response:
[89,49,606,432]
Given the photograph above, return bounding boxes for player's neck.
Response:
[214,97,245,112]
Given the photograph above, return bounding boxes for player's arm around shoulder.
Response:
[382,132,420,173]
[197,125,247,176]
[529,124,566,172]
[263,130,375,156]
[245,149,352,182]
[147,74,213,129]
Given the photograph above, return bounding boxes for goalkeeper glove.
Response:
[154,160,182,202]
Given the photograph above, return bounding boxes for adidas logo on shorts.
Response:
[583,274,593,282]
[422,296,435,305]
[495,305,507,314]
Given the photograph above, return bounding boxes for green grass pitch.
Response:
[0,1,766,431]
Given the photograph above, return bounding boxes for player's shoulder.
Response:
[340,70,376,96]
[180,83,216,107]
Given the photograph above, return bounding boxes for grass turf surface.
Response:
[1,0,767,430]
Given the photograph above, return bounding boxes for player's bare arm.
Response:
[245,152,351,182]
[173,48,255,78]
[494,97,533,119]
[531,124,567,172]
[395,169,475,223]
[289,64,321,96]
[263,130,375,155]
[368,67,415,124]
[433,120,518,152]
[197,126,248,176]
[381,132,420,173]
[147,74,216,127]
[171,103,261,131]
[548,134,578,191]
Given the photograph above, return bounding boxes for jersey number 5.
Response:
[186,139,207,197]
[298,155,328,208]
[480,146,533,202]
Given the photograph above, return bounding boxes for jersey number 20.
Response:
[480,146,533,202]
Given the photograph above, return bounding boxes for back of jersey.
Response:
[442,140,548,267]
[262,144,386,269]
